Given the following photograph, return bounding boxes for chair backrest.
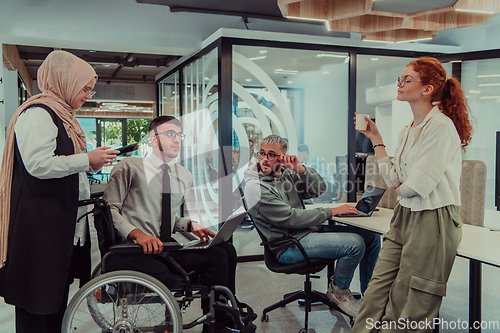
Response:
[458,160,487,226]
[364,155,398,209]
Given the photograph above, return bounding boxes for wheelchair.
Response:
[62,194,254,333]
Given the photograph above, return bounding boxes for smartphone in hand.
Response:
[116,143,138,156]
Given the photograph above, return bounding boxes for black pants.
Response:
[15,242,91,333]
[109,241,237,294]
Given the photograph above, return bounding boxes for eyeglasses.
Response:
[397,76,421,88]
[258,151,280,161]
[155,129,186,141]
[82,87,96,97]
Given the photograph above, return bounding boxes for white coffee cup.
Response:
[356,114,369,131]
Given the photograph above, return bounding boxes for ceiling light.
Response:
[477,74,500,78]
[274,69,298,75]
[249,56,266,61]
[245,79,252,82]
[469,90,481,94]
[371,58,378,61]
[259,50,267,54]
[395,37,433,43]
[479,96,500,99]
[204,77,209,81]
[449,60,462,63]
[363,39,394,43]
[455,9,496,14]
[286,16,327,23]
[101,102,127,107]
[478,83,500,87]
[316,53,347,58]
[287,81,293,84]
[323,71,330,74]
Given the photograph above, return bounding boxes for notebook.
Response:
[180,211,247,250]
[337,185,386,217]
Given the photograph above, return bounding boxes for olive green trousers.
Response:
[352,204,462,333]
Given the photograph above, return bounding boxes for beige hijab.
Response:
[0,50,97,267]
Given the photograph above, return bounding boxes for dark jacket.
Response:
[243,163,333,259]
[0,104,80,314]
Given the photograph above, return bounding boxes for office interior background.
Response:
[2,0,500,332]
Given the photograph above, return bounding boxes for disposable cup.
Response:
[356,114,369,130]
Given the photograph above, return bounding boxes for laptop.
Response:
[337,185,386,217]
[180,211,247,250]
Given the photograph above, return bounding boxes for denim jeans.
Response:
[278,224,381,293]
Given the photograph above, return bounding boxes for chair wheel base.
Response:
[261,314,269,322]
[299,329,315,333]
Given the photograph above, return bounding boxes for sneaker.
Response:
[326,279,361,318]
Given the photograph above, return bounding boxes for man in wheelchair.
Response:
[102,115,255,333]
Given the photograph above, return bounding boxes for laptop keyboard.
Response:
[338,211,368,217]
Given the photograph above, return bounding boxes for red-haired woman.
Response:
[352,57,473,333]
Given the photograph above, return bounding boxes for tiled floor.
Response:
[2,255,500,332]
[2,201,500,332]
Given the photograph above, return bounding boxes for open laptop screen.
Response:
[356,186,386,214]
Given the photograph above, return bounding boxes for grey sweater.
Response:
[244,163,333,259]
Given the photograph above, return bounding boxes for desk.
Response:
[307,203,500,333]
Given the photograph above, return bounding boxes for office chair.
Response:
[241,197,354,332]
[458,160,486,227]
[252,224,354,332]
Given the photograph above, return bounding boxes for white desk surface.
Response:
[306,202,500,267]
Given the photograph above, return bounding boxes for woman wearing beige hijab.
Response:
[0,50,118,333]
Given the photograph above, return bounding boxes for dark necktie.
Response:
[159,164,172,242]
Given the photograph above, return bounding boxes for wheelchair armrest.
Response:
[108,241,183,254]
[108,243,145,254]
[261,236,315,266]
[162,241,183,251]
[91,191,104,199]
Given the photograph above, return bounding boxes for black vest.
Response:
[0,104,80,314]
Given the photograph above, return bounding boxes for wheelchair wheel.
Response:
[62,270,182,333]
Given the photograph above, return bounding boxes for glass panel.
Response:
[159,72,180,117]
[77,117,97,152]
[100,119,123,148]
[461,58,500,209]
[180,48,220,230]
[99,119,124,178]
[232,45,350,256]
[356,55,417,195]
[126,118,153,157]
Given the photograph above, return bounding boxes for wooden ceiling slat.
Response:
[280,0,500,42]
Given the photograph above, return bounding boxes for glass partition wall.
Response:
[461,58,500,209]
[157,35,500,258]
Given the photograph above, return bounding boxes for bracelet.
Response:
[372,143,386,149]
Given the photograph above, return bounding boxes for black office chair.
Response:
[251,224,354,332]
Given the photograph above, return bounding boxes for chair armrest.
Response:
[162,241,184,251]
[261,236,315,266]
[108,241,183,254]
[108,243,145,254]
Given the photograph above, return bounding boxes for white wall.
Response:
[299,63,349,173]
[461,60,500,209]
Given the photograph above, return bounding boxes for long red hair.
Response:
[407,57,473,149]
